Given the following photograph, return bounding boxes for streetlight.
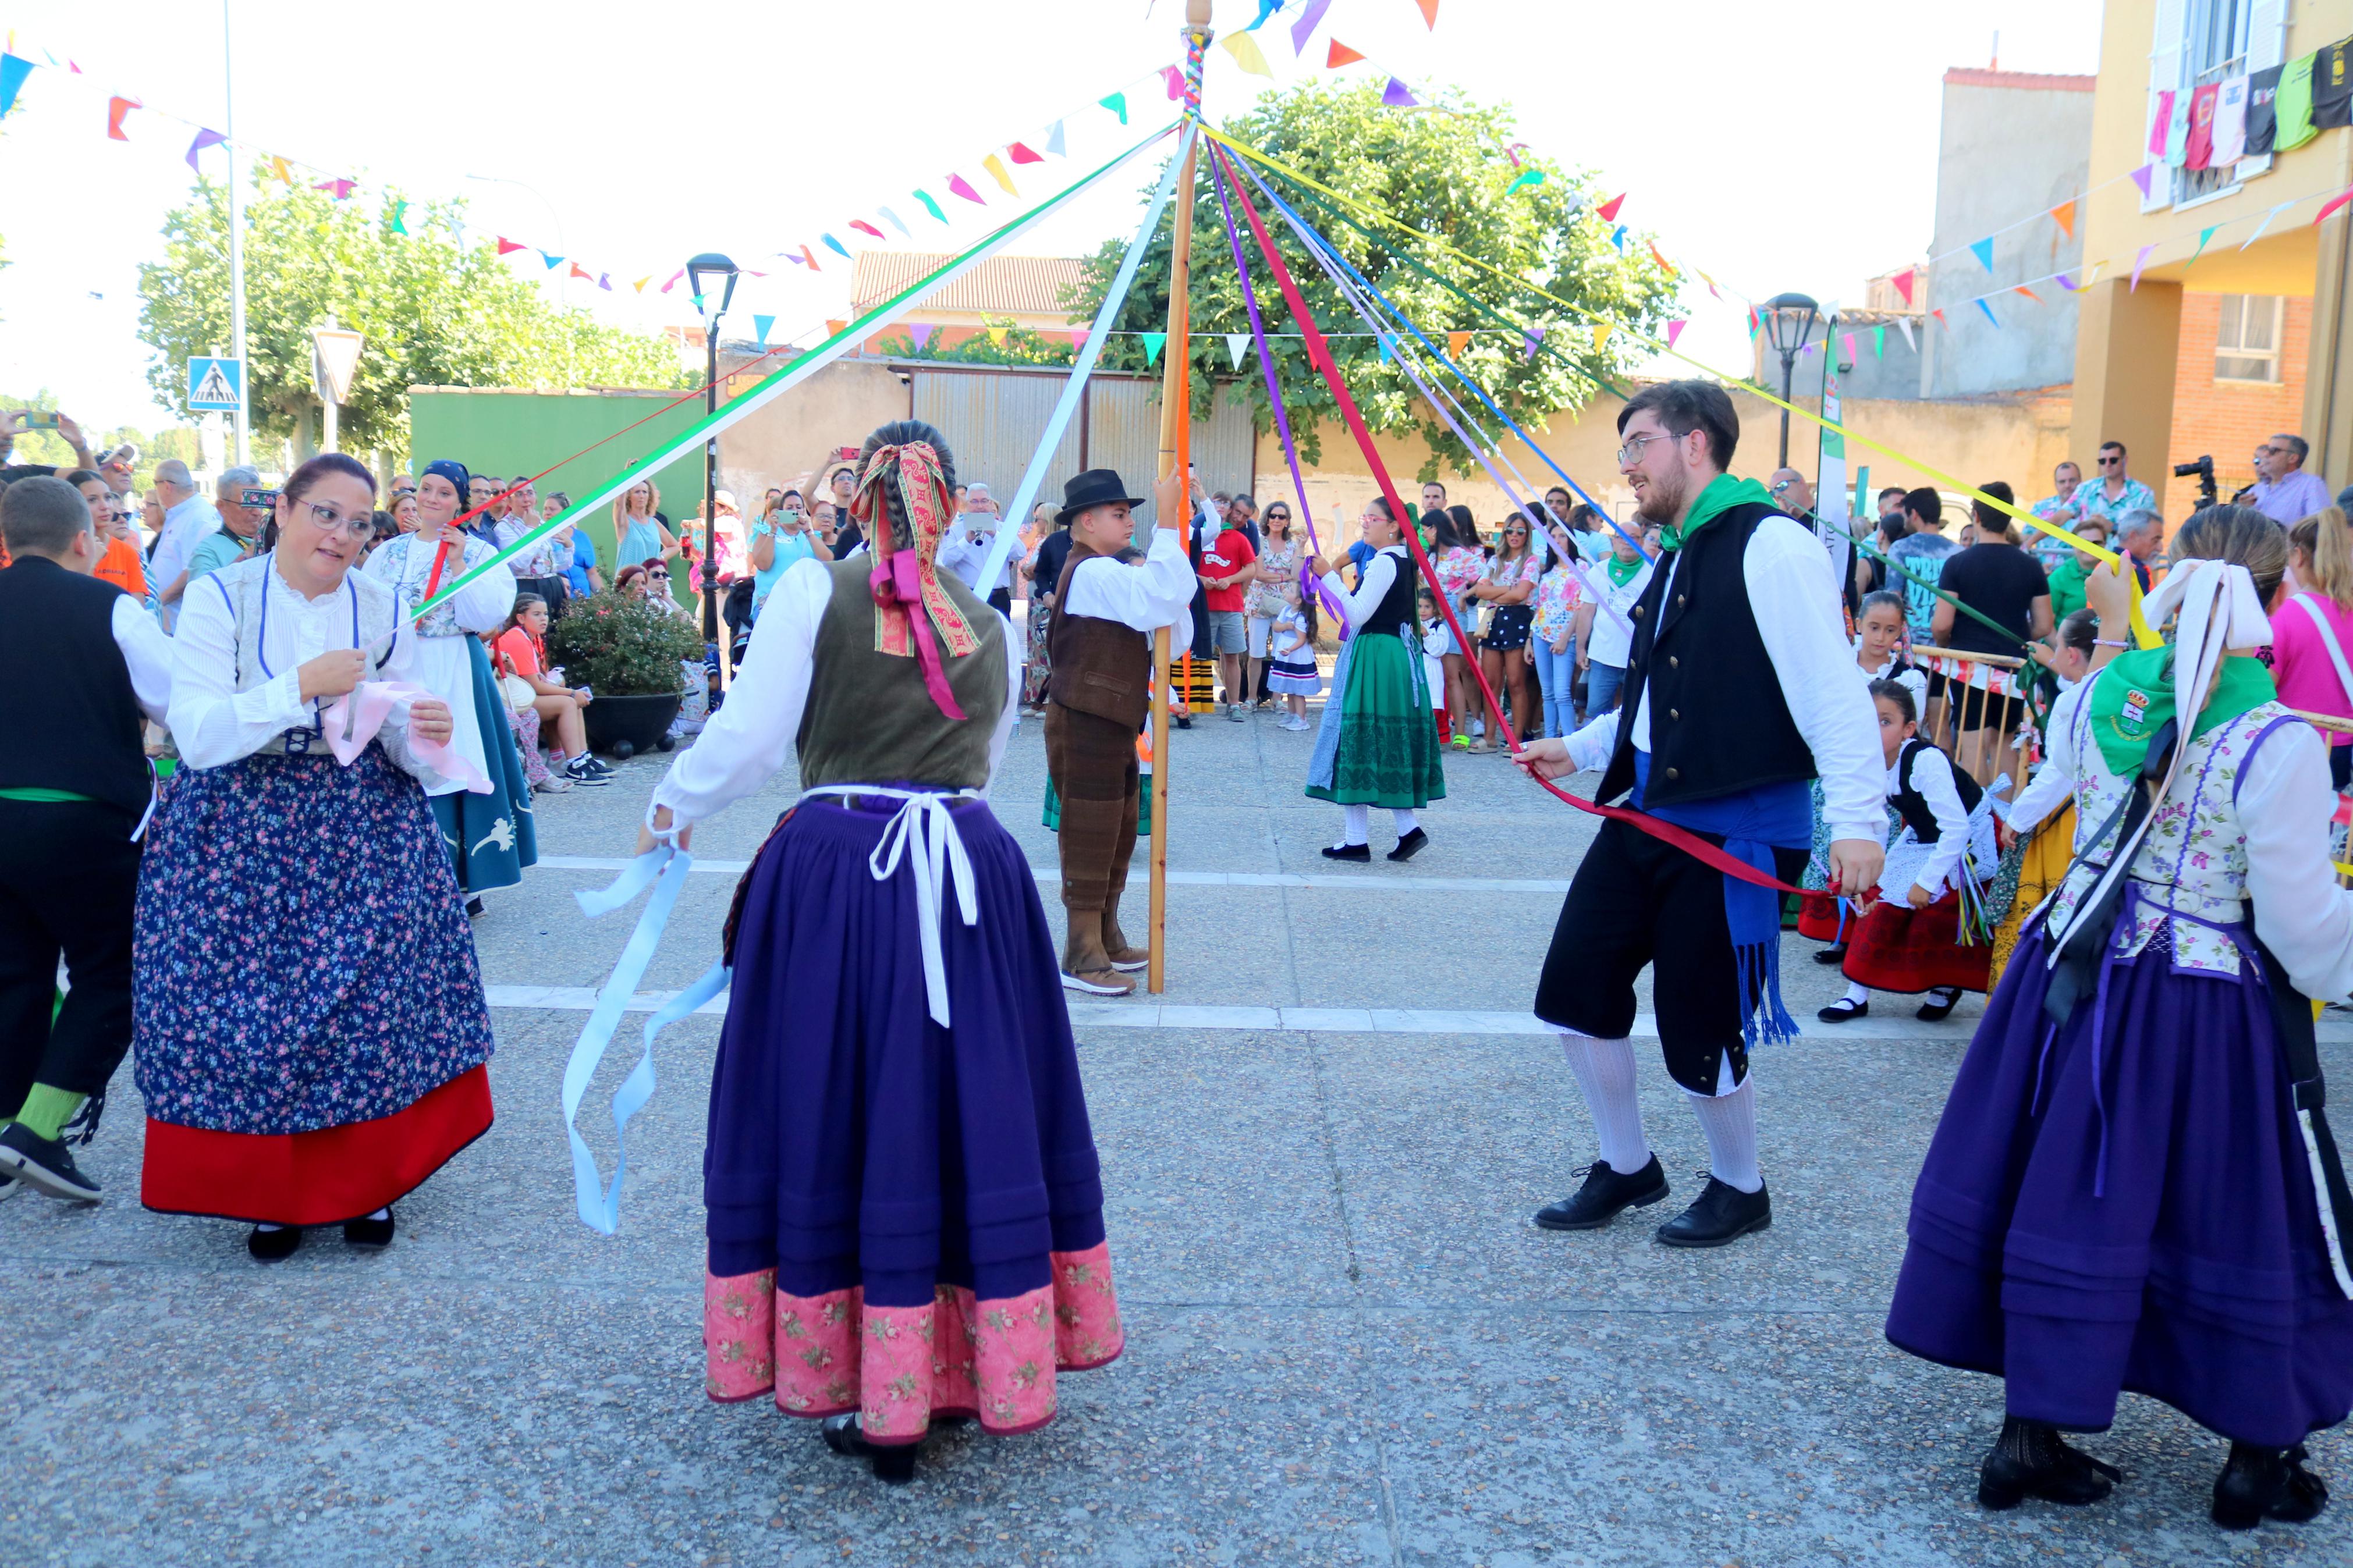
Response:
[1759,291,1820,470]
[686,251,740,651]
[465,173,572,388]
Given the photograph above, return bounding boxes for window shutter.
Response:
[2146,0,2188,211]
[2235,0,2286,179]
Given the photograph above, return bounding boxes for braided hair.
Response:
[856,419,959,553]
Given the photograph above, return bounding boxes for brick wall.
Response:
[2159,292,2312,519]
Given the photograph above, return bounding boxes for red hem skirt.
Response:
[1797,893,1848,944]
[1842,890,1991,995]
[141,1066,494,1226]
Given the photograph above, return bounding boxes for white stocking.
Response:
[1339,804,1370,847]
[1559,1032,1649,1175]
[1392,808,1419,836]
[1685,1076,1763,1193]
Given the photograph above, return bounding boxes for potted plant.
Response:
[543,589,703,759]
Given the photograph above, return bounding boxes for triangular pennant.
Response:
[1415,0,1440,26]
[1223,32,1273,77]
[1099,93,1128,125]
[1841,331,1857,362]
[1225,333,1251,369]
[1968,237,1994,271]
[947,173,986,205]
[1591,322,1612,354]
[986,325,1009,348]
[184,127,226,169]
[1159,65,1184,99]
[1975,298,1999,327]
[1524,326,1545,360]
[1897,318,1918,351]
[817,321,844,342]
[1070,326,1090,350]
[1008,141,1045,165]
[1382,77,1420,108]
[1872,324,1886,358]
[569,262,594,280]
[981,154,1017,196]
[1891,267,1915,306]
[1447,330,1471,357]
[0,53,31,120]
[2056,272,2078,291]
[105,94,137,139]
[2242,201,2291,249]
[800,243,822,272]
[1609,225,1627,252]
[1142,331,1167,367]
[1698,269,1722,301]
[2131,243,2155,290]
[2316,189,2353,227]
[1326,38,1365,68]
[633,276,652,293]
[879,206,911,237]
[1293,0,1332,55]
[2129,163,2155,198]
[850,219,886,239]
[1596,193,1625,222]
[597,273,612,291]
[2189,223,2219,265]
[1045,121,1066,157]
[1666,319,1687,350]
[388,200,411,235]
[2011,285,2042,301]
[2049,200,2077,238]
[822,232,852,259]
[268,154,293,184]
[1247,0,1281,27]
[496,237,527,255]
[661,269,685,293]
[753,314,775,344]
[909,323,936,351]
[1376,333,1394,362]
[540,250,565,269]
[1505,169,1545,195]
[311,178,354,199]
[914,189,947,223]
[1648,240,1676,276]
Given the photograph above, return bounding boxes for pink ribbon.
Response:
[868,552,967,721]
[318,681,494,794]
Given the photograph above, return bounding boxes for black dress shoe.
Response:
[2213,1441,2329,1529]
[1816,997,1868,1023]
[343,1209,396,1249]
[1654,1176,1771,1247]
[0,1122,102,1202]
[1385,827,1429,862]
[1917,986,1964,1022]
[247,1225,304,1262]
[1176,715,1193,730]
[1978,1417,2122,1510]
[1812,944,1848,965]
[1533,1154,1669,1231]
[821,1413,918,1484]
[1321,842,1371,862]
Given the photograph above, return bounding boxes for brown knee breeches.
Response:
[1045,703,1138,913]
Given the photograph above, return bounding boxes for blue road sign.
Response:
[187,357,244,412]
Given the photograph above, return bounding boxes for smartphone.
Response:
[243,487,279,509]
[18,410,62,431]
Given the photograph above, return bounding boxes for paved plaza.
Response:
[4,707,2348,1566]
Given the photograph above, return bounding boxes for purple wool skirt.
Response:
[701,795,1123,1439]
[1886,908,2353,1447]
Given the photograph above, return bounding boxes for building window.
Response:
[2215,294,2283,382]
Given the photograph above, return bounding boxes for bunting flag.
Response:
[1292,0,1332,54]
[1100,93,1127,125]
[981,153,1017,196]
[1226,332,1251,368]
[2011,285,2042,302]
[1890,267,1916,306]
[822,232,852,259]
[661,269,685,292]
[1045,120,1066,157]
[1976,298,1999,327]
[1968,237,1994,271]
[105,93,136,138]
[313,179,354,200]
[0,53,30,119]
[540,250,564,269]
[388,200,410,234]
[184,127,225,169]
[1932,308,1949,330]
[799,243,822,271]
[2314,189,2353,227]
[1746,305,1759,337]
[914,189,947,223]
[2129,164,2156,199]
[496,237,527,256]
[1223,31,1273,77]
[1382,77,1419,108]
[2049,200,2077,238]
[1697,268,1722,301]
[1159,65,1184,99]
[598,274,612,291]
[1872,324,1886,358]
[1247,0,1281,27]
[1008,141,1045,165]
[1897,318,1918,351]
[1523,325,1545,360]
[1596,192,1625,222]
[569,261,593,280]
[1415,0,1440,26]
[1648,240,1676,276]
[1591,322,1611,354]
[879,206,911,237]
[631,276,652,293]
[948,173,985,205]
[1608,225,1627,252]
[753,315,775,345]
[1326,38,1365,68]
[2242,200,2290,248]
[1447,329,1471,357]
[1142,330,1167,366]
[1840,330,1857,362]
[2131,243,2155,290]
[1070,326,1089,350]
[2056,271,2078,291]
[849,219,886,239]
[2188,223,2219,265]
[1666,319,1687,349]
[986,325,1009,348]
[908,323,936,351]
[268,154,293,183]
[1504,169,1544,195]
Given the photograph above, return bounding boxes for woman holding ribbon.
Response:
[1307,495,1445,862]
[1887,506,2353,1528]
[644,419,1123,1486]
[132,454,494,1262]
[364,459,546,910]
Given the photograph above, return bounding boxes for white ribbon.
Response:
[801,786,981,1027]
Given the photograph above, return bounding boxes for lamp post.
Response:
[686,252,740,653]
[1760,291,1820,470]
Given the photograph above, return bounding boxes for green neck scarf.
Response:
[2088,648,2276,778]
[1657,472,1776,553]
[1605,553,1644,588]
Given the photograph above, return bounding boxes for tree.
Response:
[873,317,1076,367]
[137,177,691,460]
[1066,80,1676,479]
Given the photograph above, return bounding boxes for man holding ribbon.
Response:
[1513,381,1883,1249]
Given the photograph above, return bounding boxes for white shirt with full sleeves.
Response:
[650,558,1023,830]
[361,532,518,796]
[2237,719,2353,1003]
[1561,514,1886,844]
[2004,677,2092,834]
[1060,527,1198,647]
[109,595,176,723]
[166,561,450,789]
[1318,543,1409,629]
[1893,743,1974,901]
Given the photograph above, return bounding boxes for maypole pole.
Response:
[1147,0,1212,996]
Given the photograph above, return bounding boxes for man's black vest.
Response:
[1598,502,1817,809]
[0,556,149,816]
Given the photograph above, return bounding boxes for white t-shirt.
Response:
[1583,559,1655,669]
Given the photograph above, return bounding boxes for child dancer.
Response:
[1417,587,1449,745]
[1818,678,1999,1023]
[1265,582,1320,730]
[1800,590,1928,959]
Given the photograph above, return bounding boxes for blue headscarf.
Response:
[422,458,471,509]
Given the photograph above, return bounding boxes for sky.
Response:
[0,0,2106,436]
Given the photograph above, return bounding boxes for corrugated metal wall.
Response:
[906,365,1255,525]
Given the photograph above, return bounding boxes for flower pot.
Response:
[583,692,682,761]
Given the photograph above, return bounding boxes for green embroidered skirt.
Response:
[1306,632,1446,809]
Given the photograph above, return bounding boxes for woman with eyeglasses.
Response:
[365,458,551,910]
[1306,496,1445,860]
[134,454,491,1263]
[1466,515,1542,750]
[1245,500,1303,709]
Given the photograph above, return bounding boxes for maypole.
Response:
[1147,0,1212,996]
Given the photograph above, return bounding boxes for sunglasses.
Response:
[2098,455,2121,466]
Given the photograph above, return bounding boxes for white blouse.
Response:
[650,558,1023,830]
[1319,543,1410,629]
[2004,677,2091,833]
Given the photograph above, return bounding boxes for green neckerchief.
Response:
[1605,553,1643,588]
[1657,472,1775,553]
[2088,648,2276,777]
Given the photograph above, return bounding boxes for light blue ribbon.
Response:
[560,845,726,1234]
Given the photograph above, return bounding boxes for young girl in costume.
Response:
[1887,507,2353,1528]
[1308,496,1445,862]
[1800,589,1928,959]
[1417,587,1449,744]
[1816,677,2000,1024]
[1264,581,1319,730]
[644,421,1123,1485]
[1982,607,2099,987]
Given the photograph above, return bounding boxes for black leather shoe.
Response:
[1917,986,1964,1022]
[0,1122,101,1202]
[343,1209,396,1249]
[1816,997,1868,1023]
[1321,843,1371,862]
[1533,1155,1669,1231]
[1812,944,1848,965]
[1978,1417,2122,1510]
[821,1413,918,1484]
[247,1225,304,1262]
[2213,1441,2329,1530]
[1654,1176,1771,1247]
[1386,828,1429,862]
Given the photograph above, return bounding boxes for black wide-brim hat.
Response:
[1056,467,1147,527]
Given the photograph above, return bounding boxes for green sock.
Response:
[16,1085,86,1143]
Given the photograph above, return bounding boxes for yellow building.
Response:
[2074,0,2353,517]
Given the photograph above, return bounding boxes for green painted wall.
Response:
[407,388,709,605]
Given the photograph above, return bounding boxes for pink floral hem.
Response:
[703,1242,1123,1440]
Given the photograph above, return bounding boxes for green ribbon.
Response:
[2087,648,2276,778]
[1657,473,1773,553]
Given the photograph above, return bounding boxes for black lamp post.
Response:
[1760,291,1820,470]
[686,251,740,646]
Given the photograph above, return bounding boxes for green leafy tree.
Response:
[1067,80,1676,479]
[872,317,1076,367]
[137,177,691,459]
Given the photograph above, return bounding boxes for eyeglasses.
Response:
[297,500,376,540]
[2097,455,2121,467]
[1616,431,1677,466]
[1769,477,1798,495]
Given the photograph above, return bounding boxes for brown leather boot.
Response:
[1060,911,1135,997]
[1101,891,1150,973]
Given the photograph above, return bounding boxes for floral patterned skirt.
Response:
[133,745,496,1224]
[702,795,1123,1442]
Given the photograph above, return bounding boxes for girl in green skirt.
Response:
[1306,497,1445,862]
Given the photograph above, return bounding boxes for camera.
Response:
[2172,454,2217,509]
[243,486,279,509]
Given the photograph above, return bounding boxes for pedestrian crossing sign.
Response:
[187,357,243,412]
